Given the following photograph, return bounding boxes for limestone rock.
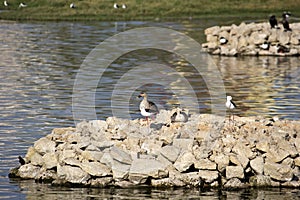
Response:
[160,145,180,163]
[19,163,41,179]
[88,177,112,187]
[42,152,58,169]
[226,166,244,179]
[264,161,293,182]
[129,158,168,184]
[80,161,111,177]
[194,159,216,170]
[34,137,56,155]
[250,156,264,174]
[173,152,196,172]
[198,170,219,183]
[110,146,132,165]
[111,160,130,179]
[57,165,90,184]
[224,178,247,188]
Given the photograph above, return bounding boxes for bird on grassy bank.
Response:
[113,3,119,9]
[226,96,236,121]
[122,3,126,9]
[4,0,8,7]
[282,11,292,31]
[19,2,27,8]
[70,3,75,8]
[138,92,158,121]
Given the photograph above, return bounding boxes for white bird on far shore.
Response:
[4,0,8,6]
[70,3,75,8]
[113,3,119,9]
[122,3,126,9]
[19,2,27,8]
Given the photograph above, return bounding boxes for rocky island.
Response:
[202,22,300,56]
[9,109,300,189]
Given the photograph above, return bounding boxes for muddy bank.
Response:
[9,110,300,188]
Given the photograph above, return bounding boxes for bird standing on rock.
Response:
[226,96,236,121]
[138,92,158,122]
[171,108,188,123]
[282,12,292,31]
[269,15,279,29]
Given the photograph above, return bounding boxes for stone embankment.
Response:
[9,110,300,189]
[202,22,300,56]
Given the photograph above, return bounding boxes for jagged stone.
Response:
[173,152,196,172]
[160,145,180,163]
[34,137,56,155]
[110,146,132,165]
[81,150,103,162]
[224,178,247,188]
[42,152,58,169]
[19,163,41,179]
[57,164,90,184]
[250,156,264,174]
[198,170,219,183]
[129,158,168,184]
[194,159,216,170]
[88,177,113,187]
[226,166,244,179]
[111,160,130,179]
[264,161,293,182]
[80,161,111,177]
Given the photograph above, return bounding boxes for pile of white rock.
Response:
[9,110,300,189]
[202,22,300,56]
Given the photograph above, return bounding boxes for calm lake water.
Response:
[0,17,300,199]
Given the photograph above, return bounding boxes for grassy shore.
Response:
[1,0,300,21]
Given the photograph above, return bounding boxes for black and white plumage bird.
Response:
[282,12,292,31]
[226,96,236,121]
[19,2,27,8]
[122,3,126,9]
[70,3,75,8]
[171,108,188,123]
[113,3,119,9]
[138,92,158,121]
[269,15,279,29]
[260,41,270,50]
[4,0,8,7]
[219,37,228,45]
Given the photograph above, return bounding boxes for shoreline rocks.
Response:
[9,110,300,189]
[202,22,300,56]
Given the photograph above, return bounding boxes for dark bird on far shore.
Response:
[282,11,292,31]
[269,15,279,29]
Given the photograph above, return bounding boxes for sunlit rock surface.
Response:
[9,109,300,188]
[202,22,300,56]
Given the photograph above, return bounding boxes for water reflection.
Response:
[8,179,300,200]
[214,56,300,119]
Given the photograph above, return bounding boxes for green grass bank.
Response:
[1,0,300,21]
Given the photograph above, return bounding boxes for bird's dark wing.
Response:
[231,100,237,108]
[170,112,177,123]
[149,101,159,113]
